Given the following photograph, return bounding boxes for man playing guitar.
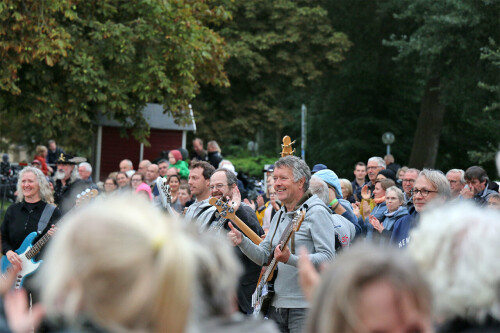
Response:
[227,156,337,333]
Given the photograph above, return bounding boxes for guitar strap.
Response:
[37,204,56,234]
[268,210,284,257]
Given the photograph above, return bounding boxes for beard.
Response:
[55,169,67,180]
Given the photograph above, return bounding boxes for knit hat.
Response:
[377,169,397,183]
[312,164,327,174]
[314,169,343,198]
[170,150,182,163]
[135,182,153,201]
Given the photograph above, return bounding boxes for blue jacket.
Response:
[371,206,409,245]
[390,206,418,249]
[363,201,387,239]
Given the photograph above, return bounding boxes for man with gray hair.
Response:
[391,169,451,248]
[355,156,385,200]
[227,155,336,332]
[309,176,355,250]
[78,162,98,190]
[119,159,135,177]
[446,169,465,198]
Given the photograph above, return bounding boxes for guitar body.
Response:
[253,268,277,317]
[1,232,42,289]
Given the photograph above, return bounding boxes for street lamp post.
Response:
[382,132,395,156]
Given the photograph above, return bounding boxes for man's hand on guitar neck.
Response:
[227,222,242,246]
[47,224,57,236]
[274,243,291,263]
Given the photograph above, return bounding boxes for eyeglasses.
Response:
[410,188,438,197]
[367,166,380,170]
[209,184,228,191]
[402,179,416,183]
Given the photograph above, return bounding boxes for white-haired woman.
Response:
[38,195,197,332]
[409,203,500,332]
[368,186,408,245]
[1,167,59,297]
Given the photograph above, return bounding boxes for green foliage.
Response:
[193,0,352,153]
[383,0,500,174]
[0,0,231,153]
[227,155,278,178]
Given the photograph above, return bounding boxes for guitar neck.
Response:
[25,232,51,260]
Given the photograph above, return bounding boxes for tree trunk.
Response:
[408,78,446,169]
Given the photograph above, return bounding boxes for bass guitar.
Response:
[1,188,98,289]
[252,208,306,317]
[209,197,263,245]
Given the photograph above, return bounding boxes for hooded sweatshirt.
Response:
[238,192,336,308]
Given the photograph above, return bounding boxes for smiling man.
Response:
[194,168,265,315]
[391,169,451,248]
[183,161,215,223]
[227,155,336,332]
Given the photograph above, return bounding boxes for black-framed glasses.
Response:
[410,188,437,197]
[209,184,228,191]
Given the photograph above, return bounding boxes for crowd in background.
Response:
[0,137,499,333]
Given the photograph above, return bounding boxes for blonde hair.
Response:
[339,178,353,198]
[306,244,431,333]
[35,145,47,156]
[16,166,53,203]
[40,195,197,332]
[409,203,500,323]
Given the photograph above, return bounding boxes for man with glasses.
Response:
[391,169,450,248]
[200,168,264,315]
[402,168,420,206]
[445,169,465,198]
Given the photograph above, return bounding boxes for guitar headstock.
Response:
[292,208,306,232]
[209,197,236,219]
[280,135,296,157]
[156,176,172,207]
[75,188,99,207]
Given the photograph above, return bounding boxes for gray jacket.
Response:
[238,193,336,308]
[184,199,216,229]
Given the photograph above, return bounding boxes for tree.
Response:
[192,0,351,154]
[0,0,231,153]
[384,0,500,169]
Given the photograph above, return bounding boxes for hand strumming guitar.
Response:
[274,243,291,263]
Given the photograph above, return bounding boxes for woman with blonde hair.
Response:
[38,195,197,332]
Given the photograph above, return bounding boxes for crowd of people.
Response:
[0,137,499,333]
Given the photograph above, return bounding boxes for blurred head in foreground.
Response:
[39,195,197,333]
[409,203,500,328]
[307,244,432,333]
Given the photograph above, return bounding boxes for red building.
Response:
[93,103,196,181]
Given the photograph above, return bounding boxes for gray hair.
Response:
[17,167,53,203]
[339,178,353,198]
[419,169,451,199]
[307,244,431,333]
[213,168,237,187]
[121,159,133,168]
[309,176,330,205]
[368,156,386,168]
[409,203,500,323]
[79,162,92,173]
[190,230,242,318]
[406,168,421,175]
[274,156,311,191]
[385,186,404,204]
[446,169,465,184]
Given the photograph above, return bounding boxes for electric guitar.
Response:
[209,197,263,245]
[156,176,176,215]
[1,188,98,289]
[252,208,306,317]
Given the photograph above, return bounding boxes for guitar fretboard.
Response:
[25,232,51,260]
